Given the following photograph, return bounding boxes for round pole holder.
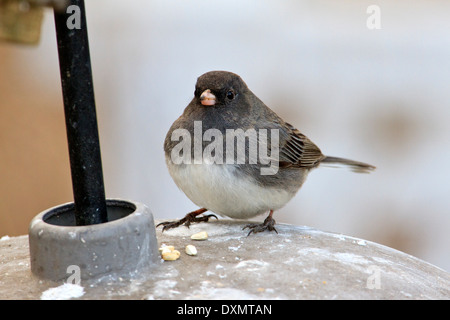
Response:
[28,199,160,281]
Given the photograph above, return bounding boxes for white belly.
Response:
[166,157,296,219]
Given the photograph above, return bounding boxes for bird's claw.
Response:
[243,216,278,236]
[156,213,218,232]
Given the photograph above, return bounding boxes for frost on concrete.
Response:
[41,283,85,300]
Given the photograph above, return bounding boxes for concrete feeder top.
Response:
[0,220,449,299]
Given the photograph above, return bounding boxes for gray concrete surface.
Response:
[0,220,449,299]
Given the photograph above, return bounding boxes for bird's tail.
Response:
[320,156,376,174]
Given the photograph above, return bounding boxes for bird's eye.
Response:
[226,90,235,100]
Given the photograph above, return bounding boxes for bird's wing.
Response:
[279,123,326,169]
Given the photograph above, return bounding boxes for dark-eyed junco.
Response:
[158,71,375,235]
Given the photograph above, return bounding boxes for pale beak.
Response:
[200,89,216,106]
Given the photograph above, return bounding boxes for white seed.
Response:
[158,245,174,253]
[185,245,197,256]
[173,250,181,257]
[160,247,174,254]
[159,245,180,261]
[191,231,208,240]
[162,250,180,261]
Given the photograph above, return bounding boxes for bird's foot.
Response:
[156,208,217,232]
[243,211,278,236]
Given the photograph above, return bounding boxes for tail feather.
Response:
[320,156,376,174]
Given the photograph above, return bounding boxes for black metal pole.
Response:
[54,0,108,225]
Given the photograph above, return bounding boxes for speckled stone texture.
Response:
[1,220,449,299]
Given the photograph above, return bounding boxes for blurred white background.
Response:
[1,0,449,271]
